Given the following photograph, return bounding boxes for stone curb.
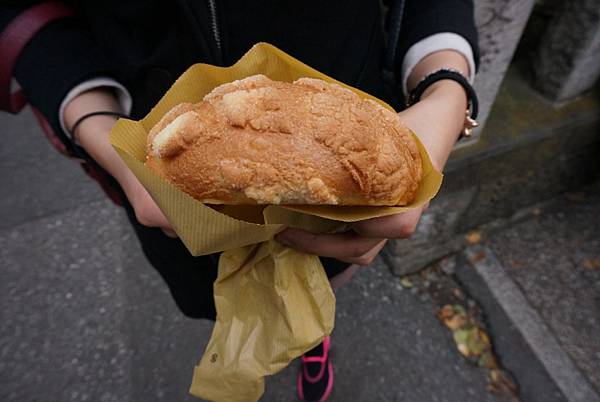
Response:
[457,244,600,402]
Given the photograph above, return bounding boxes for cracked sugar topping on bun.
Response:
[146,74,422,205]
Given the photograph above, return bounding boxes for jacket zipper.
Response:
[207,0,222,54]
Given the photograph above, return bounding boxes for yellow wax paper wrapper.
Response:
[109,43,442,401]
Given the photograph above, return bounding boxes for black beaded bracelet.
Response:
[406,69,479,138]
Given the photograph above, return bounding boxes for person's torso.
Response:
[72,0,388,116]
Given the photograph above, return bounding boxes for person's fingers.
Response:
[133,189,178,237]
[161,228,178,238]
[350,204,427,239]
[150,206,175,232]
[275,228,383,263]
[153,209,178,238]
[351,239,387,266]
[135,205,174,230]
[138,212,178,238]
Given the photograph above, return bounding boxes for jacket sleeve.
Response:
[1,3,120,143]
[390,0,480,76]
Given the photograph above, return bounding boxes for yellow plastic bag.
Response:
[109,43,442,402]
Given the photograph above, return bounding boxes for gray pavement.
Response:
[0,109,104,229]
[0,200,212,402]
[0,111,509,401]
[459,245,597,402]
[486,181,600,394]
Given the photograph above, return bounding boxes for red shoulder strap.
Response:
[0,2,75,113]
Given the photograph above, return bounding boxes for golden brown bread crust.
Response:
[145,74,422,205]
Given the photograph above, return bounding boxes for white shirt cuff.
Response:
[59,77,133,135]
[401,32,476,96]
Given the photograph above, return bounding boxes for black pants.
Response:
[122,201,350,320]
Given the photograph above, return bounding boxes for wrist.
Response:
[75,114,120,140]
[64,87,121,132]
[76,115,132,183]
[420,79,468,107]
[68,110,135,191]
[62,87,135,184]
[399,83,468,172]
[408,68,479,142]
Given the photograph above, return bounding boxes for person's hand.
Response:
[64,87,177,237]
[275,78,460,263]
[121,173,178,237]
[276,50,471,265]
[275,203,428,266]
[274,76,458,264]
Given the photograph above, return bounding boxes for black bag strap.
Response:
[0,2,75,114]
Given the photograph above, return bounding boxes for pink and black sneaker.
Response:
[297,336,334,402]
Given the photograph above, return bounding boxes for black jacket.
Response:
[1,0,479,146]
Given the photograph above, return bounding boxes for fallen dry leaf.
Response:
[445,313,467,331]
[441,304,495,364]
[454,326,491,357]
[399,277,414,288]
[468,251,486,264]
[478,351,499,369]
[453,328,472,356]
[438,304,454,321]
[488,369,518,395]
[457,342,470,357]
[438,304,468,331]
[466,231,482,245]
[583,258,600,271]
[433,279,518,399]
[467,329,490,356]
